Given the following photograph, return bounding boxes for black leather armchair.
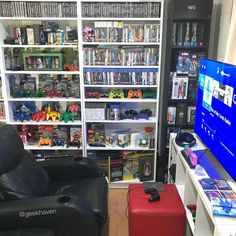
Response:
[0,124,108,236]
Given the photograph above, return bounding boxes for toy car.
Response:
[127,89,142,99]
[60,111,75,123]
[14,111,31,122]
[108,90,125,99]
[136,109,152,120]
[122,110,138,120]
[85,90,101,99]
[142,90,156,99]
[100,90,109,98]
[32,110,47,122]
[64,63,79,71]
[38,137,52,146]
[68,104,80,114]
[52,137,65,147]
[46,105,61,122]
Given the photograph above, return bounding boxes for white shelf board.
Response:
[8,98,81,102]
[85,118,156,123]
[0,0,76,2]
[0,98,4,101]
[24,145,82,151]
[82,17,161,21]
[176,184,185,202]
[186,207,195,235]
[82,42,160,46]
[84,98,157,103]
[0,17,77,21]
[109,178,141,188]
[83,65,159,69]
[84,84,158,88]
[214,224,236,236]
[86,145,155,151]
[5,71,80,75]
[2,45,78,48]
[0,119,6,122]
[8,121,82,126]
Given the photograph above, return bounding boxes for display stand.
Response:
[168,133,236,236]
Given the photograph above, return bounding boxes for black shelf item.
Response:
[158,0,213,182]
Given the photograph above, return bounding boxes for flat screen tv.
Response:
[194,58,236,181]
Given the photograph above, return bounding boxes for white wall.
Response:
[209,0,234,62]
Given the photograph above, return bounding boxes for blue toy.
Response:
[14,111,31,122]
[14,104,32,122]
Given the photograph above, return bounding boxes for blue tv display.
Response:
[195,58,236,181]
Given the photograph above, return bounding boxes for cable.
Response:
[125,186,143,219]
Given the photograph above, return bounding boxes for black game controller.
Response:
[145,188,160,202]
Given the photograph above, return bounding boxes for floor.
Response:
[108,188,128,236]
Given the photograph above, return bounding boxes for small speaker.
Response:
[175,132,196,147]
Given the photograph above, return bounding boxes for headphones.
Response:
[175,132,196,147]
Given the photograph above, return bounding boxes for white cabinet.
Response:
[169,133,236,236]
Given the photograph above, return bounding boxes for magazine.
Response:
[199,178,236,217]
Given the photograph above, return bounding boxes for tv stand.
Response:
[168,133,236,236]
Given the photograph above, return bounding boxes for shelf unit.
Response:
[0,0,164,186]
[80,0,164,186]
[0,0,83,158]
[168,133,236,236]
[158,0,213,182]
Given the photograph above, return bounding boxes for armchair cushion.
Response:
[50,176,108,227]
[0,229,54,236]
[0,151,49,201]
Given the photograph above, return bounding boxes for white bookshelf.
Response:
[0,0,82,155]
[80,0,164,186]
[0,0,164,186]
[168,133,236,236]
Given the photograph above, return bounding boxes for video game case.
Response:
[176,22,184,46]
[109,156,123,182]
[138,156,154,181]
[197,22,205,46]
[33,25,41,45]
[176,103,187,125]
[20,27,28,45]
[171,74,188,100]
[167,106,176,124]
[26,27,34,45]
[187,106,196,124]
[183,22,191,46]
[187,78,197,100]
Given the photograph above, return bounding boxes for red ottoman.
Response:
[129,184,186,236]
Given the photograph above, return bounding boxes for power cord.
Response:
[125,186,143,219]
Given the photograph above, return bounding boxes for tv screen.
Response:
[194,58,236,181]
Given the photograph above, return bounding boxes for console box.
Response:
[171,0,213,20]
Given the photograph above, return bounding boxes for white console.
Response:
[168,133,236,236]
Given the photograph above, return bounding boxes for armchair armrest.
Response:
[0,194,97,236]
[38,157,100,182]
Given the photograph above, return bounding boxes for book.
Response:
[187,106,196,124]
[138,156,154,181]
[176,51,190,75]
[171,74,188,99]
[187,77,197,100]
[167,106,176,124]
[176,103,187,124]
[109,156,123,182]
[199,178,236,217]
